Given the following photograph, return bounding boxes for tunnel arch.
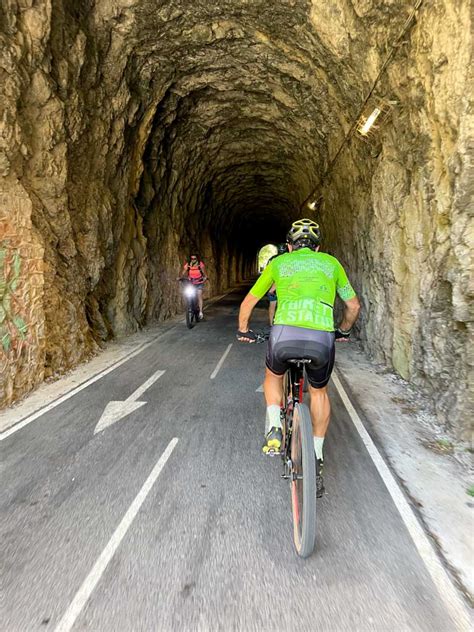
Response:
[1,0,471,436]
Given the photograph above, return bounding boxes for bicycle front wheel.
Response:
[186,303,194,329]
[290,402,316,557]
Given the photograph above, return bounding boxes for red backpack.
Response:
[185,260,205,282]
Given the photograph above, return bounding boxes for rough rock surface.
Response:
[0,0,472,436]
[318,0,473,438]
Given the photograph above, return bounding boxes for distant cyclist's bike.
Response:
[179,279,200,329]
[280,358,316,557]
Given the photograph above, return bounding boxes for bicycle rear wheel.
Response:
[290,402,316,557]
[303,372,309,393]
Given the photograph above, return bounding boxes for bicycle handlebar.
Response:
[236,329,268,344]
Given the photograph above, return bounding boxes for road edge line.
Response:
[0,334,168,441]
[203,288,233,311]
[1,288,238,441]
[54,438,179,632]
[332,370,471,630]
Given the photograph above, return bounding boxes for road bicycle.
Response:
[179,279,200,329]
[251,332,316,557]
[280,358,316,557]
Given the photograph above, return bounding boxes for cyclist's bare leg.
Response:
[309,384,329,494]
[197,289,203,314]
[263,367,284,432]
[263,367,283,406]
[308,384,331,438]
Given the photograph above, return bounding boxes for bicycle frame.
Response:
[281,361,307,478]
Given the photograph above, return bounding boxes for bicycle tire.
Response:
[303,372,309,393]
[186,303,194,329]
[281,369,293,454]
[290,402,316,557]
[282,369,291,408]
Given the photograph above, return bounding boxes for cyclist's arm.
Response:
[238,293,260,332]
[238,263,274,332]
[335,260,360,333]
[339,296,360,331]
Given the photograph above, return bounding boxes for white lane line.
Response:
[180,288,234,323]
[203,289,233,312]
[1,289,236,441]
[127,369,165,401]
[210,344,233,379]
[0,338,168,442]
[332,371,471,631]
[54,438,178,632]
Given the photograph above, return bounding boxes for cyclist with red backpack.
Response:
[181,254,207,319]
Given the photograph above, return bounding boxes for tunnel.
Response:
[1,0,472,438]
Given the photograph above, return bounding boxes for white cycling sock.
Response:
[265,405,282,434]
[313,436,324,460]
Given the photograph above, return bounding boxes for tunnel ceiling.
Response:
[69,0,415,252]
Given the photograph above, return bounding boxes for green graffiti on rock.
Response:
[0,243,28,354]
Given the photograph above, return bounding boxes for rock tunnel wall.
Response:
[318,1,473,437]
[0,1,472,437]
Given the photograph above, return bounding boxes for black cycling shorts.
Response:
[266,325,335,388]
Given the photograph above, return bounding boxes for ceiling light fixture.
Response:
[358,107,382,136]
[300,0,424,211]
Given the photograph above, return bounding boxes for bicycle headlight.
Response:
[184,286,195,297]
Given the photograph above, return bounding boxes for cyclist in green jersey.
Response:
[266,243,288,325]
[237,219,360,497]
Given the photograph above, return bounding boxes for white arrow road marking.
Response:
[94,369,165,434]
[256,384,264,392]
[94,401,146,435]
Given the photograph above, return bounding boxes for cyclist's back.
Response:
[253,248,354,332]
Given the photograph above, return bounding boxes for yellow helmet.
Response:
[286,218,321,245]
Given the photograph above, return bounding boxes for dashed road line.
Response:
[54,438,179,632]
[210,344,233,379]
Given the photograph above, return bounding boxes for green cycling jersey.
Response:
[250,248,356,331]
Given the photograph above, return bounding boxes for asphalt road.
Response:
[0,289,467,631]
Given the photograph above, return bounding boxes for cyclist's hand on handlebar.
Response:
[335,328,351,342]
[237,329,257,343]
